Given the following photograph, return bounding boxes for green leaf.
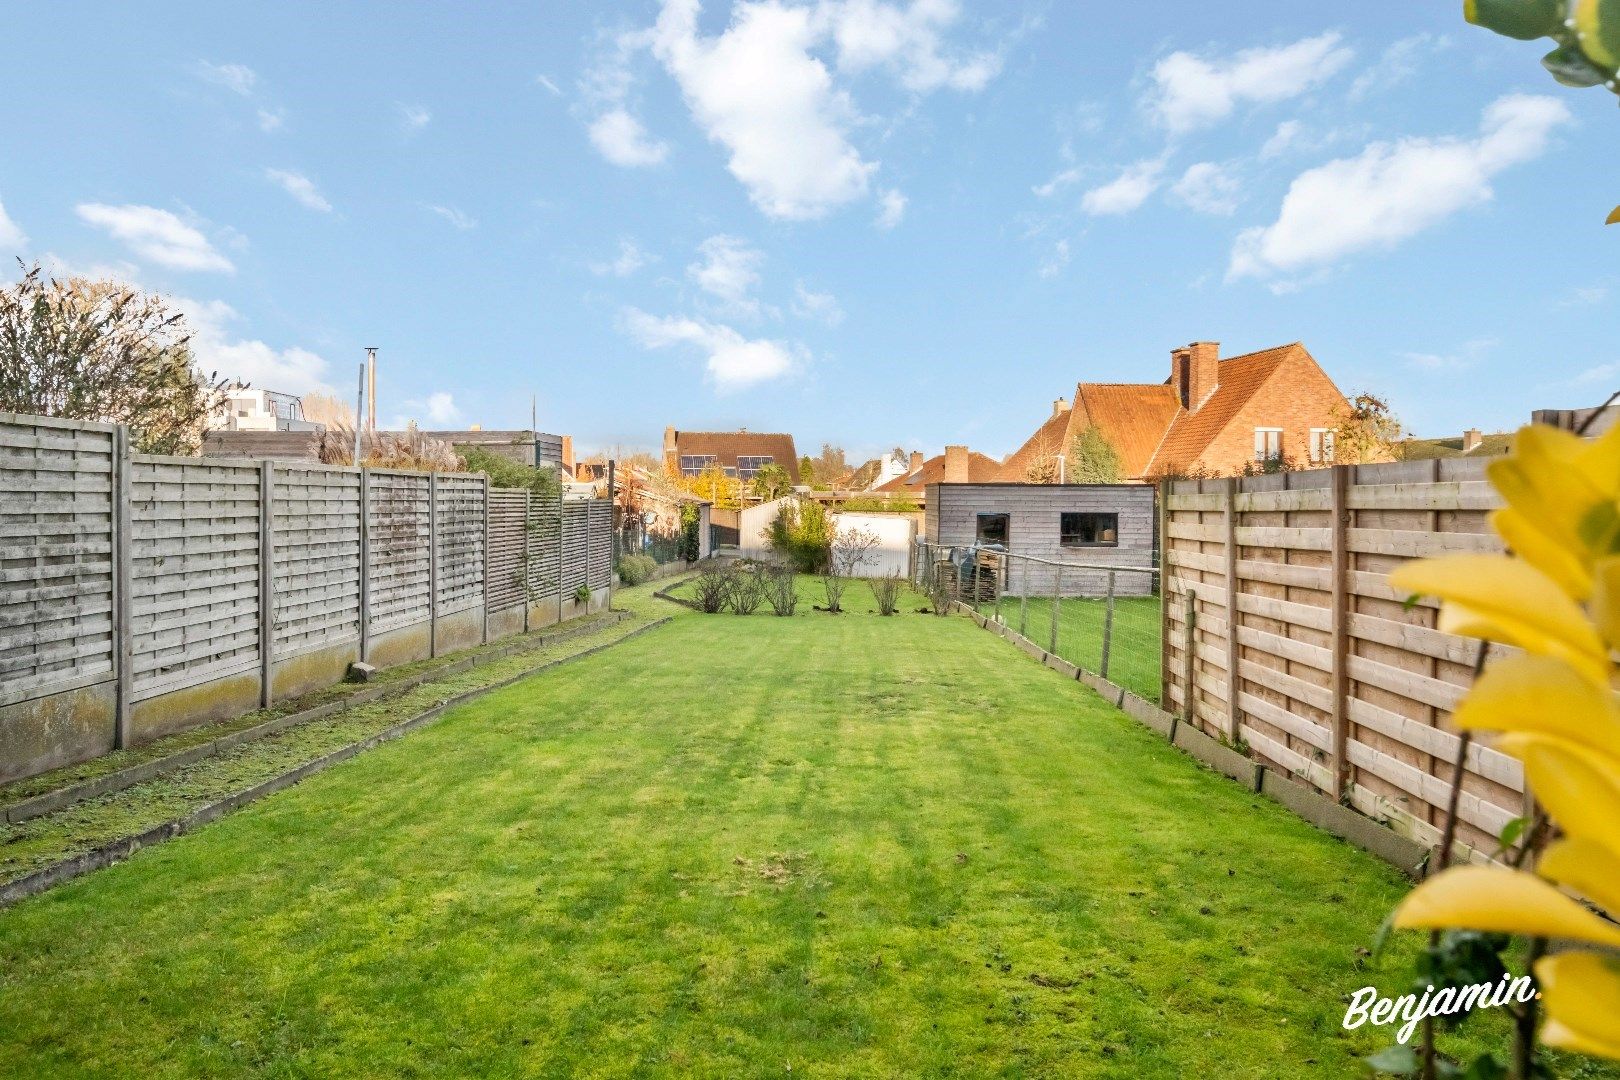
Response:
[1542,43,1612,87]
[1466,0,1565,40]
[1365,1044,1420,1075]
[1497,815,1528,851]
[1577,0,1620,71]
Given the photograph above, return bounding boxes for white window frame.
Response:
[1309,428,1335,464]
[1254,427,1283,462]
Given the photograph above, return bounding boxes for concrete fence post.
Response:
[258,459,275,709]
[358,468,371,663]
[556,490,565,625]
[522,490,532,634]
[1101,570,1116,680]
[481,474,491,644]
[112,425,133,750]
[428,472,439,658]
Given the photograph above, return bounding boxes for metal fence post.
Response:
[1048,562,1062,655]
[358,467,371,663]
[1018,556,1029,638]
[1182,589,1198,725]
[428,472,439,658]
[258,459,275,708]
[112,425,132,750]
[1101,570,1116,680]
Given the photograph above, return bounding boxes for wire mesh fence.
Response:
[912,542,1162,704]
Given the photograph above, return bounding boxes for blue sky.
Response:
[2,2,1615,460]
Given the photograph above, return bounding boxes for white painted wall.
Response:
[831,511,915,578]
[739,496,794,559]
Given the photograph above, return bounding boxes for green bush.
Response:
[839,494,919,513]
[574,584,592,604]
[616,553,657,586]
[766,500,832,573]
[458,447,563,500]
[678,503,702,562]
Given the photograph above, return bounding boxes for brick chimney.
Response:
[944,444,970,483]
[560,435,575,474]
[1052,397,1070,417]
[1172,341,1220,412]
[909,450,924,475]
[1462,428,1482,452]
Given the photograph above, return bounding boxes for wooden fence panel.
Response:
[434,474,485,617]
[129,456,263,700]
[272,464,362,656]
[1162,457,1519,857]
[526,496,561,603]
[561,502,589,595]
[0,415,118,708]
[587,501,613,590]
[486,489,529,613]
[366,471,432,635]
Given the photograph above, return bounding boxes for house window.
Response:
[1060,512,1118,547]
[678,454,716,477]
[1309,428,1335,464]
[1254,428,1283,462]
[975,513,1009,547]
[736,455,774,480]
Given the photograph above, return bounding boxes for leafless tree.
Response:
[822,525,881,613]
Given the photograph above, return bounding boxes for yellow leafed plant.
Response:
[1389,419,1620,1063]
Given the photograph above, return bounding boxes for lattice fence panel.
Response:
[525,496,561,603]
[366,470,431,635]
[561,501,589,595]
[587,500,613,590]
[434,475,485,617]
[272,464,362,656]
[486,488,529,613]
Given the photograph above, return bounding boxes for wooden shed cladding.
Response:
[1161,458,1521,859]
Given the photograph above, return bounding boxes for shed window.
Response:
[975,513,1009,547]
[1060,512,1117,547]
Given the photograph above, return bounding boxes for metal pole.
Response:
[1048,561,1062,655]
[1101,570,1116,679]
[354,357,367,466]
[366,347,377,433]
[1018,555,1030,638]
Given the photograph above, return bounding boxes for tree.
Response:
[766,499,832,573]
[0,262,230,454]
[749,462,793,500]
[823,524,880,613]
[1332,392,1403,465]
[1463,0,1620,223]
[1068,424,1123,483]
[1022,430,1064,483]
[677,463,742,510]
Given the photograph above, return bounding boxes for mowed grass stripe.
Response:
[0,609,1509,1077]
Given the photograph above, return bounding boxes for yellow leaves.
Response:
[1608,205,1620,225]
[1387,555,1610,686]
[1452,654,1620,755]
[1495,734,1620,858]
[1540,837,1620,917]
[1392,865,1620,949]
[1536,953,1620,1061]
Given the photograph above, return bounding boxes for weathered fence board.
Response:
[1161,459,1516,857]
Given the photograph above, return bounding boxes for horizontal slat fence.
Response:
[1161,459,1520,858]
[0,412,614,783]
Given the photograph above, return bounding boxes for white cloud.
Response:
[820,0,1002,92]
[399,104,431,132]
[875,188,907,228]
[75,203,234,273]
[592,238,653,277]
[588,108,670,167]
[257,108,286,133]
[1350,33,1447,101]
[424,204,477,230]
[1033,166,1083,198]
[419,392,460,424]
[0,196,26,252]
[536,73,563,96]
[792,282,844,325]
[622,307,799,389]
[264,169,332,213]
[688,234,764,310]
[1558,284,1610,308]
[1230,94,1571,282]
[1171,161,1241,216]
[1038,238,1071,279]
[1081,158,1165,215]
[195,61,257,96]
[1403,339,1496,371]
[1259,119,1302,160]
[180,297,331,395]
[1149,33,1353,134]
[1571,362,1620,386]
[650,0,875,219]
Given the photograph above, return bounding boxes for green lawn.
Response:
[0,595,1517,1076]
[981,594,1163,703]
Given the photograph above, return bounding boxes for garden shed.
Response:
[924,483,1156,596]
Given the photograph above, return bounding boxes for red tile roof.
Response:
[1145,345,1297,476]
[665,430,799,483]
[875,450,1002,491]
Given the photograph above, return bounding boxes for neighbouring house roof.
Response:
[1395,433,1513,460]
[666,430,799,482]
[875,450,1001,491]
[996,342,1342,481]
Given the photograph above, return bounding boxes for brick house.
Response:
[662,427,799,484]
[873,445,1003,493]
[998,341,1350,482]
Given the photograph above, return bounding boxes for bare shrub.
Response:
[311,422,461,471]
[765,565,799,616]
[692,564,732,613]
[727,562,767,615]
[823,525,881,613]
[924,561,955,616]
[872,572,903,616]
